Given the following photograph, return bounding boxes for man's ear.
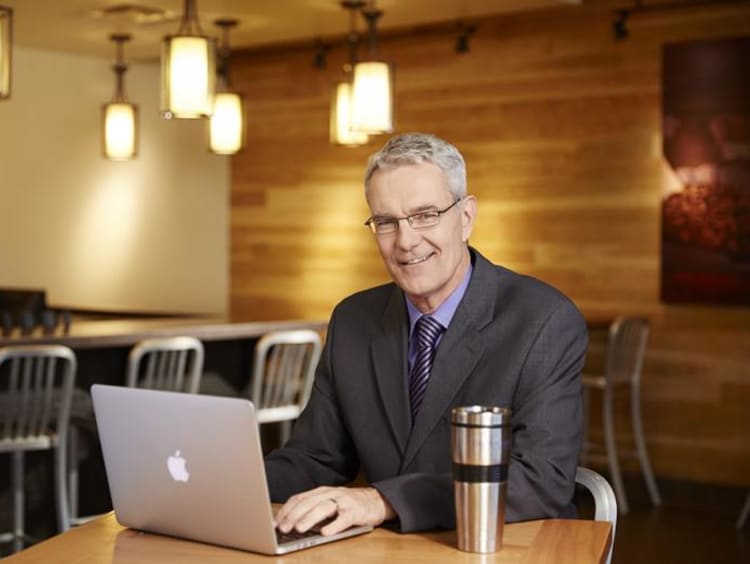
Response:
[460,195,477,243]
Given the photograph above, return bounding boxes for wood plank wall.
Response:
[229,0,750,486]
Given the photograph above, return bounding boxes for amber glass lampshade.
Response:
[331,81,368,146]
[351,61,393,134]
[161,0,215,119]
[103,102,138,160]
[209,92,244,154]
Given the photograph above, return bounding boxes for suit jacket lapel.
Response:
[401,250,497,471]
[371,286,411,456]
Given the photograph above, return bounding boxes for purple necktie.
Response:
[409,315,444,419]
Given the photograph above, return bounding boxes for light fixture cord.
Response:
[345,1,363,74]
[110,34,130,102]
[361,1,383,60]
[215,20,237,91]
[178,0,203,35]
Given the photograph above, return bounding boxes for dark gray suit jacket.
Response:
[265,249,587,533]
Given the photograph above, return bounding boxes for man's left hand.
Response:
[274,486,396,536]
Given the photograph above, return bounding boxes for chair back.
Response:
[126,336,204,393]
[249,330,322,424]
[576,466,617,564]
[0,345,76,450]
[605,317,650,385]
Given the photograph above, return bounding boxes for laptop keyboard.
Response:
[276,517,335,545]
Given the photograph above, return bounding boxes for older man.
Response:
[268,132,587,536]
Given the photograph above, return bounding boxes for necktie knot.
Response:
[415,315,443,351]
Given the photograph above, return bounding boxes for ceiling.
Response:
[3,0,579,61]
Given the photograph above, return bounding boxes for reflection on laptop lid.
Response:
[91,384,372,554]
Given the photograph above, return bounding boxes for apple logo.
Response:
[167,450,190,483]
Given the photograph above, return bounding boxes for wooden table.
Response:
[5,513,612,564]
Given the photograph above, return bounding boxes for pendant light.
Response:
[161,0,216,119]
[351,1,394,134]
[0,5,12,99]
[102,34,138,161]
[330,1,368,146]
[209,19,245,155]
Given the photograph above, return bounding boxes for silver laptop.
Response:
[91,384,372,554]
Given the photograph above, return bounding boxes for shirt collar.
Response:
[406,263,473,336]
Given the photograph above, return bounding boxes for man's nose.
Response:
[395,219,421,248]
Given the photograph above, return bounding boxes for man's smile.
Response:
[400,251,436,266]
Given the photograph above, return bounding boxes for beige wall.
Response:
[229,1,750,486]
[0,46,228,314]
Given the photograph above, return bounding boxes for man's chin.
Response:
[398,281,434,302]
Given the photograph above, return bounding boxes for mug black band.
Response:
[451,422,510,428]
[453,463,508,483]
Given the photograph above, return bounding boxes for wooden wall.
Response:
[229,0,750,486]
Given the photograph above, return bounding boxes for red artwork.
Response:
[661,36,750,305]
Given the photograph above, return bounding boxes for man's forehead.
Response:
[366,174,453,216]
[367,162,448,195]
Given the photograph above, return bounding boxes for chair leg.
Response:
[55,441,71,532]
[581,386,591,465]
[69,425,80,523]
[630,380,661,506]
[737,490,750,529]
[603,384,628,514]
[12,451,24,553]
[280,420,292,446]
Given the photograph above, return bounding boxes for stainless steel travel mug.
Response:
[451,405,512,553]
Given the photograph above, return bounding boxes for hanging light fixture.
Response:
[330,1,368,146]
[0,5,12,100]
[161,0,216,119]
[209,19,244,155]
[351,0,394,134]
[102,34,138,161]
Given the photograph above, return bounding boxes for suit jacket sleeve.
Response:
[503,297,587,522]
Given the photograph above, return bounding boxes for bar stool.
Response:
[581,316,662,514]
[247,330,322,446]
[125,336,204,393]
[0,345,76,553]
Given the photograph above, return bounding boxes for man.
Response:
[268,132,587,537]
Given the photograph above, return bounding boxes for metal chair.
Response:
[737,490,750,529]
[0,345,76,553]
[247,330,322,445]
[69,336,204,525]
[581,316,662,514]
[125,336,204,393]
[576,466,617,564]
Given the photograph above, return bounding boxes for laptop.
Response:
[91,384,373,554]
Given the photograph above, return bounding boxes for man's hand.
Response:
[275,486,396,537]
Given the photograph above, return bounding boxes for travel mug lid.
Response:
[451,405,511,427]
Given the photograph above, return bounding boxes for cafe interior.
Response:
[0,0,749,561]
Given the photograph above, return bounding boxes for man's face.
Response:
[366,162,477,313]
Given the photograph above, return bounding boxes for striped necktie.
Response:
[409,315,444,420]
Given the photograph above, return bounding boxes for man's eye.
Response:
[374,218,397,227]
[412,212,438,223]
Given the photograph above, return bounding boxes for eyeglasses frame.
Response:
[364,197,464,235]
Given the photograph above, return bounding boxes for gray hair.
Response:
[364,133,467,199]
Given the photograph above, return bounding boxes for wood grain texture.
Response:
[229,0,750,486]
[1,513,611,564]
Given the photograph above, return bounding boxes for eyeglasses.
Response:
[364,198,463,235]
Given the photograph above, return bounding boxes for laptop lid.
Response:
[91,384,371,554]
